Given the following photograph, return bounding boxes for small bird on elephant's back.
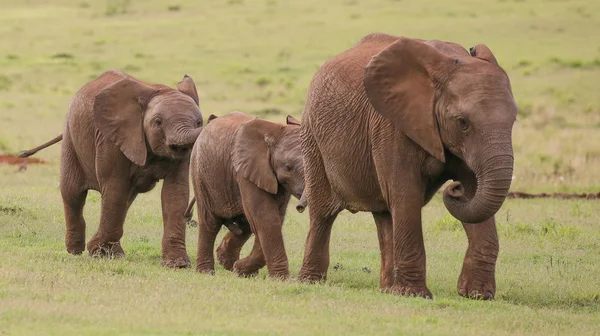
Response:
[19,70,206,268]
[297,33,517,300]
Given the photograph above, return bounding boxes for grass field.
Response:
[1,0,599,335]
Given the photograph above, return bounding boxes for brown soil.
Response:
[507,191,600,200]
[0,154,47,165]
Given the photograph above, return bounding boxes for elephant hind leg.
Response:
[232,235,266,277]
[195,200,221,274]
[217,217,252,271]
[372,211,393,291]
[60,142,89,255]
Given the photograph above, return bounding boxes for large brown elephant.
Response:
[20,70,204,267]
[298,34,517,299]
[191,111,304,278]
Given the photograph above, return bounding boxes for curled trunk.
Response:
[443,141,514,224]
[169,126,202,147]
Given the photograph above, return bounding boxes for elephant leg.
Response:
[298,210,339,283]
[238,178,288,278]
[87,184,130,258]
[389,196,431,299]
[232,235,266,277]
[60,140,88,255]
[195,202,221,274]
[217,217,252,271]
[458,216,498,300]
[372,211,393,291]
[62,187,88,255]
[298,130,341,283]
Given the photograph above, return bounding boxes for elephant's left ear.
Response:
[364,37,449,163]
[469,44,498,66]
[232,119,283,194]
[286,115,301,126]
[177,74,200,105]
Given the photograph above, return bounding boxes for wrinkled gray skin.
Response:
[23,70,204,267]
[191,112,305,278]
[298,34,517,299]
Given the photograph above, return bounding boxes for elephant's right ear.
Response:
[232,119,283,194]
[364,37,450,163]
[93,77,159,166]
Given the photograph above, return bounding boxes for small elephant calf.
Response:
[191,111,305,278]
[21,70,204,267]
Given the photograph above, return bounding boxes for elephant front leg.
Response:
[160,160,191,268]
[87,184,130,258]
[389,197,431,298]
[458,216,498,300]
[239,178,289,279]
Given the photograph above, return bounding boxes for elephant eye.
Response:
[457,116,469,132]
[154,118,163,127]
[285,164,294,172]
[196,119,203,127]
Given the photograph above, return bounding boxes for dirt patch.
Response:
[507,192,600,200]
[0,154,47,165]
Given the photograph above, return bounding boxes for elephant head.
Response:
[364,38,517,224]
[232,115,305,200]
[93,74,203,165]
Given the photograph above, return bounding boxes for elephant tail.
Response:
[183,197,197,227]
[19,134,63,158]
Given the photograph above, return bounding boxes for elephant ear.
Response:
[207,114,219,123]
[469,44,498,66]
[177,74,199,105]
[286,115,301,126]
[232,119,283,194]
[364,37,451,163]
[93,77,159,166]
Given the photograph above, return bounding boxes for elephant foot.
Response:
[66,228,86,255]
[162,249,191,269]
[216,247,238,271]
[457,258,496,300]
[232,258,264,277]
[163,255,191,269]
[297,271,327,284]
[216,237,244,271]
[88,241,125,259]
[196,266,216,275]
[66,236,85,255]
[268,269,290,280]
[388,284,433,299]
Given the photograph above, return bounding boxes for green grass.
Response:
[1,0,600,334]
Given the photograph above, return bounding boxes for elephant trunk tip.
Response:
[296,189,307,213]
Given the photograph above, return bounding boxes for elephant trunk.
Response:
[168,125,202,148]
[443,135,514,224]
[296,189,308,213]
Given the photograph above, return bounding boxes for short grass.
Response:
[1,0,599,335]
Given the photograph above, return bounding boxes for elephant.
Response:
[190,111,305,278]
[297,33,517,299]
[20,70,204,267]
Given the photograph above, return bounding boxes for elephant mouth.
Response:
[168,144,192,157]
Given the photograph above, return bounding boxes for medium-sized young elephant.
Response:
[191,111,304,278]
[21,70,204,267]
[299,34,517,299]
